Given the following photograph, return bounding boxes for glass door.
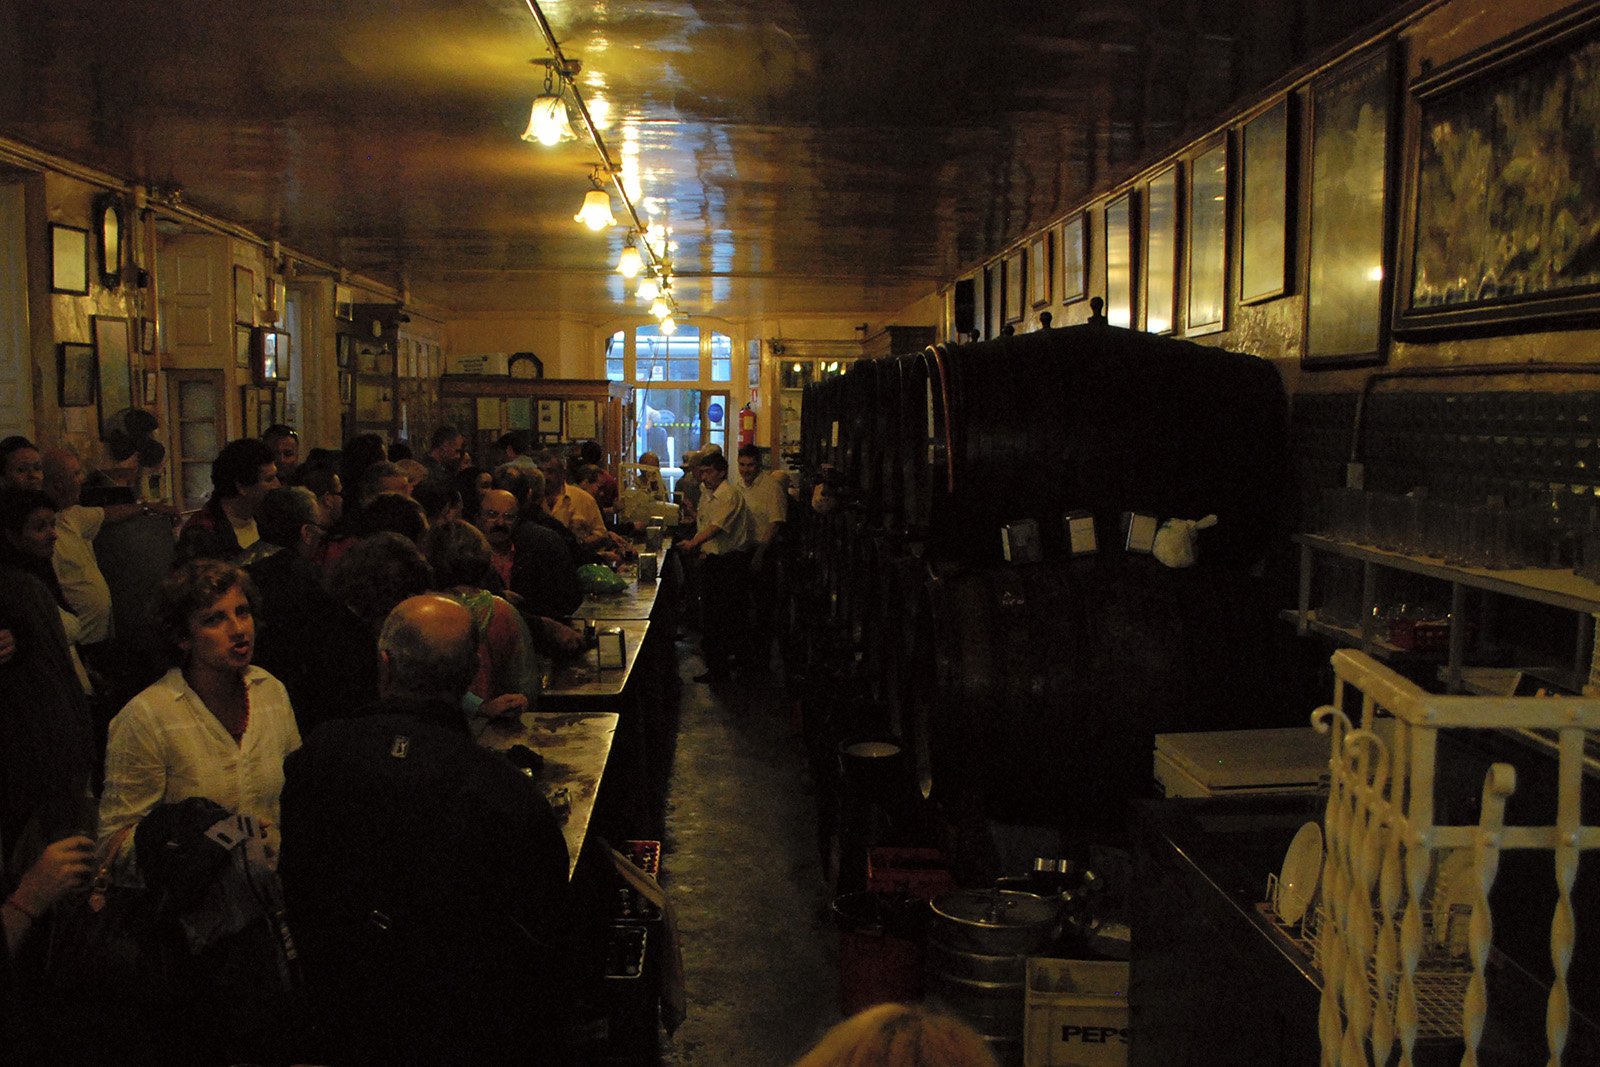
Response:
[637,386,700,492]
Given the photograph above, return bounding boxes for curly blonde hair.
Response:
[793,1003,998,1067]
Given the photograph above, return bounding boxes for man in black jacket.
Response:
[245,487,376,737]
[277,595,572,1065]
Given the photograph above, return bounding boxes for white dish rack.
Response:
[1309,649,1600,1066]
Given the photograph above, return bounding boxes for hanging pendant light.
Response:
[636,276,660,302]
[649,295,671,319]
[617,244,643,279]
[576,188,616,231]
[521,61,574,146]
[660,315,677,335]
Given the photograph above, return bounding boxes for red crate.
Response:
[866,847,952,899]
[622,839,661,879]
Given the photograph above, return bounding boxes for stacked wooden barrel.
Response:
[788,319,1293,840]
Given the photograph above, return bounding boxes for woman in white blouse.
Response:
[98,560,301,854]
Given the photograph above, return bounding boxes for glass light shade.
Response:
[521,94,573,146]
[575,189,616,231]
[649,296,671,319]
[659,316,677,335]
[617,245,643,278]
[636,277,660,301]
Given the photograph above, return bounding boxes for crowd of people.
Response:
[0,417,813,1063]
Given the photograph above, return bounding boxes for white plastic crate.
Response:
[1022,957,1129,1067]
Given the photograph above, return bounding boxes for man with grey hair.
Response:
[245,487,366,736]
[278,594,572,1066]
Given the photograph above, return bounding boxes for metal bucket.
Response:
[831,891,929,1015]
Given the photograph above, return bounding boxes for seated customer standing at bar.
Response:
[175,439,280,565]
[278,594,571,1067]
[679,451,754,683]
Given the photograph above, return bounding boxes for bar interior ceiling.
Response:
[0,0,1416,317]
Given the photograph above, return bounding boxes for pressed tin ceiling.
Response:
[0,0,1413,319]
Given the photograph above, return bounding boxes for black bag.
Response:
[44,825,177,1004]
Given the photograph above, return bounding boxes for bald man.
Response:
[475,488,520,590]
[278,594,572,1066]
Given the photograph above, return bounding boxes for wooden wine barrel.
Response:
[911,557,1285,831]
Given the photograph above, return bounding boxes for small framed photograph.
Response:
[339,371,353,404]
[143,370,158,406]
[139,317,156,354]
[566,399,598,440]
[336,333,352,368]
[50,223,90,295]
[254,328,291,384]
[1060,214,1088,305]
[233,265,256,326]
[57,342,97,407]
[234,325,253,369]
[1002,248,1025,324]
[1028,232,1052,308]
[334,283,354,320]
[258,391,277,434]
[537,399,563,434]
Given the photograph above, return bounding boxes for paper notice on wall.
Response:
[566,399,597,441]
[476,397,502,430]
[507,397,532,429]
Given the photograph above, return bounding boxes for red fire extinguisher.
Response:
[738,402,756,448]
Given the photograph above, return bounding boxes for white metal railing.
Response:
[1313,649,1600,1067]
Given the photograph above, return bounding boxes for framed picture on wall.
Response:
[50,224,90,295]
[1106,193,1135,329]
[234,325,253,369]
[1187,138,1229,335]
[1394,6,1600,338]
[1304,41,1396,366]
[1028,233,1052,308]
[1240,97,1293,304]
[233,265,256,326]
[566,399,598,441]
[92,316,133,438]
[57,342,96,407]
[143,371,158,406]
[984,262,1001,339]
[1145,165,1179,334]
[1002,249,1025,324]
[1060,213,1088,305]
[537,399,563,435]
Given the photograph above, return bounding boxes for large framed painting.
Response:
[984,262,1001,339]
[1060,213,1088,305]
[1304,41,1397,366]
[1002,249,1025,325]
[1240,98,1293,304]
[1394,5,1600,338]
[1144,166,1179,334]
[1028,232,1052,308]
[92,315,133,439]
[1187,138,1229,335]
[1106,193,1135,329]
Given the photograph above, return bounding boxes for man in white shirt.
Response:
[735,444,788,672]
[680,451,754,682]
[42,448,166,648]
[535,448,631,557]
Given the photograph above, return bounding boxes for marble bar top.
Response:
[476,710,619,880]
[543,619,651,699]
